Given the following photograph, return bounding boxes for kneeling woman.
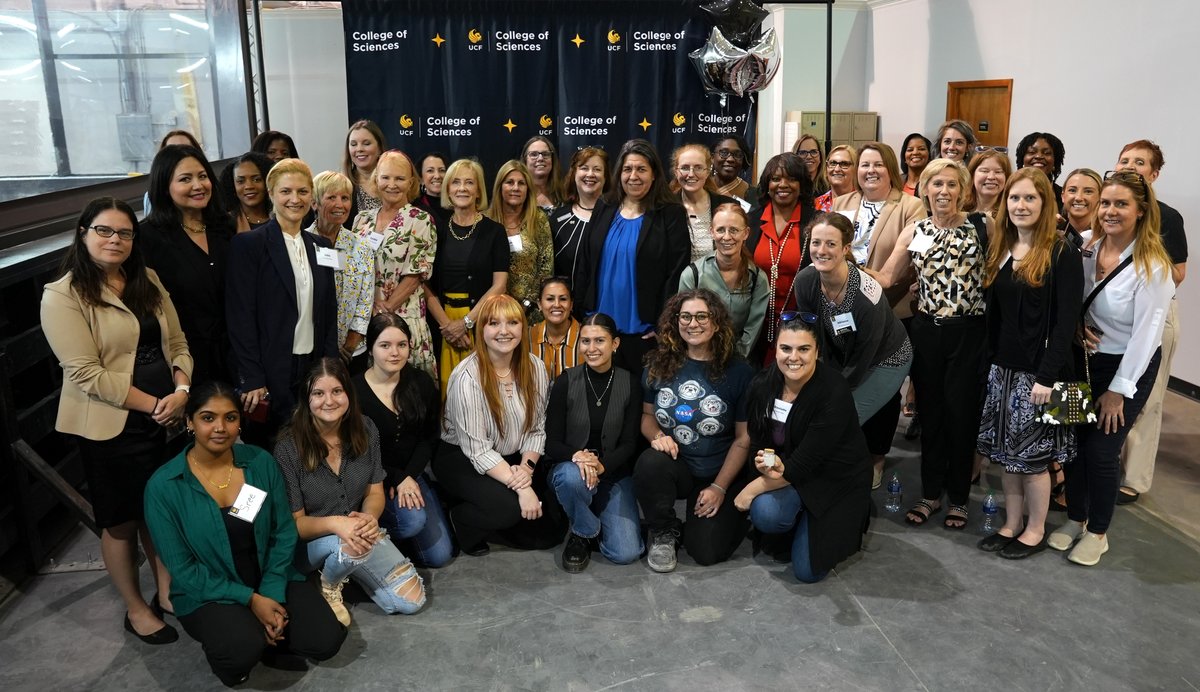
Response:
[734,316,872,582]
[145,382,345,687]
[635,288,754,573]
[274,358,426,625]
[356,313,454,567]
[545,313,644,572]
[433,294,559,555]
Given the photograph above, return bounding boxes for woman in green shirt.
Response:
[144,381,345,686]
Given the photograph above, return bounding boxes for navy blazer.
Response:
[572,197,689,327]
[226,220,338,409]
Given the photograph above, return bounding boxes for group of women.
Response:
[40,118,1182,685]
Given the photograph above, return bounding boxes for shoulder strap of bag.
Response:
[969,212,989,259]
[1081,254,1134,316]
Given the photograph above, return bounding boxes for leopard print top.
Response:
[910,216,987,318]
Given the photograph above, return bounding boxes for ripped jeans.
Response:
[300,532,426,615]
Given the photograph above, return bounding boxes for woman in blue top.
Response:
[634,288,754,573]
[573,139,690,374]
[144,381,345,686]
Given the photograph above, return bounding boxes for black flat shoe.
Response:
[999,537,1047,560]
[904,415,921,441]
[561,533,591,573]
[462,542,490,557]
[977,532,1015,553]
[124,613,178,645]
[1116,489,1140,505]
[150,591,175,618]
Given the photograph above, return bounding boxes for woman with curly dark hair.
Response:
[1015,131,1066,205]
[634,288,753,573]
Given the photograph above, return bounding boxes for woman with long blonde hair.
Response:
[432,294,559,555]
[487,160,553,322]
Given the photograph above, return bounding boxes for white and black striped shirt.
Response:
[441,353,549,474]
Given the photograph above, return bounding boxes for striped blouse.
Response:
[441,352,549,473]
[527,318,581,380]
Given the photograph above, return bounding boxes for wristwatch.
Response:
[175,384,191,395]
[463,314,475,330]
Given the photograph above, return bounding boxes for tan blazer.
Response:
[41,269,193,441]
[832,189,928,318]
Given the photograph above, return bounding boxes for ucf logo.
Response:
[607,29,621,51]
[468,28,483,50]
[672,112,687,133]
[397,114,415,135]
[539,114,553,135]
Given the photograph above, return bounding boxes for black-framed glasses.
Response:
[827,160,853,170]
[88,225,136,240]
[526,151,553,160]
[714,148,744,160]
[677,311,711,325]
[796,149,821,159]
[974,145,1009,154]
[779,311,819,325]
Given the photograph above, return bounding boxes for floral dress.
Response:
[353,205,437,378]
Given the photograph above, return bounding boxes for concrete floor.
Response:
[1,392,1198,691]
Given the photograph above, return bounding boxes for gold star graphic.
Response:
[432,33,446,47]
[571,33,585,48]
[503,119,517,133]
[638,118,652,132]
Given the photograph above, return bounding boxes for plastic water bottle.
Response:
[884,474,902,512]
[981,490,999,533]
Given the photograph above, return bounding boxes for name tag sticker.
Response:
[908,232,934,254]
[228,483,267,523]
[832,312,857,335]
[366,232,385,251]
[771,398,793,423]
[315,247,344,270]
[508,235,524,253]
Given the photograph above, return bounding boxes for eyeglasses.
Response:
[677,165,708,175]
[827,160,853,170]
[714,149,744,160]
[88,225,136,240]
[1104,170,1147,185]
[796,149,821,159]
[779,311,819,325]
[526,151,553,160]
[974,145,1009,154]
[677,311,711,325]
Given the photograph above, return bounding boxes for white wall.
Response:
[260,7,347,176]
[867,0,1200,386]
[758,2,871,165]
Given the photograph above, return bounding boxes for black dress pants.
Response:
[633,448,749,566]
[178,580,345,687]
[909,313,987,507]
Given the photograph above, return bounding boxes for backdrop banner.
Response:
[341,0,757,181]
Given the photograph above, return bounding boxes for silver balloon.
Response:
[740,27,780,94]
[688,26,746,96]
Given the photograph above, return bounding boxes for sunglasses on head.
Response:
[779,311,818,325]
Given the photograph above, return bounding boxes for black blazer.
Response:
[748,361,871,575]
[226,220,338,413]
[573,197,690,327]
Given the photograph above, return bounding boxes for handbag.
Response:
[1038,249,1132,426]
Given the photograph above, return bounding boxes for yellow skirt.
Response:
[439,294,473,396]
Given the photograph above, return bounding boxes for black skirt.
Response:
[77,422,167,528]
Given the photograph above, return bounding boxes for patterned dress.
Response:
[352,206,437,378]
[503,212,554,324]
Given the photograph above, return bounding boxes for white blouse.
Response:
[441,352,549,473]
[1080,231,1174,398]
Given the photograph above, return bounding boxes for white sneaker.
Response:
[647,528,678,573]
[1067,531,1109,566]
[319,575,352,626]
[1047,520,1086,551]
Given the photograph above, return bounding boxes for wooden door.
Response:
[946,79,1013,148]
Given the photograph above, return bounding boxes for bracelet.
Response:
[152,397,160,413]
[708,482,727,494]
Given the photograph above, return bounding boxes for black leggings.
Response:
[633,448,749,566]
[432,446,565,551]
[177,580,345,687]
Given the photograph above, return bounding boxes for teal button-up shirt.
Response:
[144,443,304,617]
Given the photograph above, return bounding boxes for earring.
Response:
[186,427,194,436]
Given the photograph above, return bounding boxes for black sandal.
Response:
[944,504,969,530]
[905,499,941,526]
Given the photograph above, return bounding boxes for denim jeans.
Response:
[377,474,455,567]
[748,486,828,583]
[549,463,643,565]
[301,533,426,615]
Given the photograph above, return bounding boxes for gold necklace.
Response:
[188,452,234,489]
[449,215,480,241]
[182,221,207,235]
